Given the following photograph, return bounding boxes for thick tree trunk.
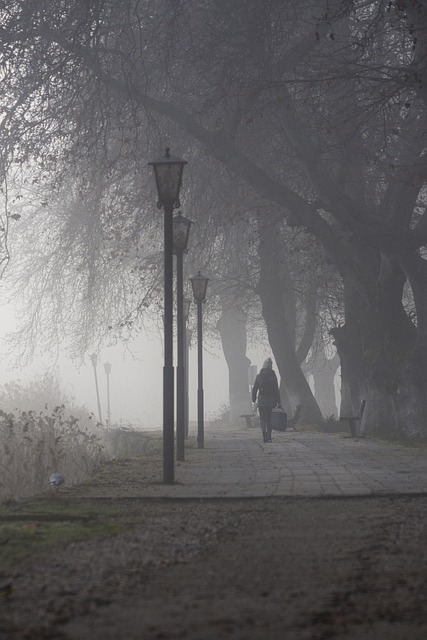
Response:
[332,256,427,439]
[217,305,252,426]
[330,323,366,418]
[376,250,427,439]
[360,255,421,438]
[265,316,322,424]
[362,342,427,439]
[257,215,323,425]
[311,351,339,418]
[278,380,292,414]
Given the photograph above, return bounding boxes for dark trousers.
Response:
[258,406,273,441]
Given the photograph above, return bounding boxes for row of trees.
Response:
[0,0,426,437]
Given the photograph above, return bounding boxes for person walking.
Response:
[252,357,281,443]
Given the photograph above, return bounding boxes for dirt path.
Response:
[1,492,427,639]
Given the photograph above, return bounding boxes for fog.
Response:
[0,303,268,428]
[0,0,423,440]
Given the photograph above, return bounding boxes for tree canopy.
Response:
[1,0,427,435]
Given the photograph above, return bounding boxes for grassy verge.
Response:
[106,428,163,458]
[0,497,124,567]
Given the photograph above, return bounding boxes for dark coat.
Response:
[252,368,281,407]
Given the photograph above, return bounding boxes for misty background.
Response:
[0,0,424,445]
[0,301,277,427]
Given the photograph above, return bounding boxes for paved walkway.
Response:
[126,426,427,499]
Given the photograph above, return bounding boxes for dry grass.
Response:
[0,405,109,501]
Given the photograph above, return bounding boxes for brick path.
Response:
[116,426,427,499]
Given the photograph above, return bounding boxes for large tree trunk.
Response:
[373,250,427,440]
[330,307,366,420]
[332,255,427,439]
[257,215,323,425]
[361,255,417,437]
[362,331,424,439]
[331,322,365,417]
[263,306,320,423]
[311,351,339,418]
[217,305,252,426]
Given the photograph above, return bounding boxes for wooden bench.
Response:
[339,400,366,437]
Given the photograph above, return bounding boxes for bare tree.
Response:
[1,1,427,437]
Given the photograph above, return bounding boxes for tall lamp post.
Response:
[149,148,187,484]
[183,297,191,439]
[173,212,193,462]
[90,354,103,424]
[103,362,112,427]
[190,271,209,449]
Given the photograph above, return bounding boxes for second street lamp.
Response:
[190,271,209,449]
[149,148,187,484]
[103,362,112,427]
[90,354,103,425]
[173,212,193,462]
[183,297,191,439]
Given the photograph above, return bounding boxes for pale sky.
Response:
[0,303,267,429]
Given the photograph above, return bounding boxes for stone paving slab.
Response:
[112,426,427,499]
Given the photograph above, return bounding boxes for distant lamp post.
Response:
[149,148,187,484]
[190,271,209,449]
[90,354,103,424]
[183,297,191,439]
[103,362,112,427]
[173,212,193,462]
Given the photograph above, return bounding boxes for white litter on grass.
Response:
[48,472,65,487]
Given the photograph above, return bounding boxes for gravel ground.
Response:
[1,450,427,639]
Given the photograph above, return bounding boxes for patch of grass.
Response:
[296,423,323,433]
[369,435,427,450]
[320,416,347,434]
[0,404,108,501]
[0,497,124,567]
[106,429,162,458]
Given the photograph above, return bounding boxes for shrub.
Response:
[0,405,108,500]
[0,373,109,500]
[0,371,92,425]
[208,402,231,428]
[105,424,162,459]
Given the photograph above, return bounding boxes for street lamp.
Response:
[183,298,191,438]
[149,148,187,484]
[173,212,193,462]
[190,271,209,449]
[103,362,112,427]
[90,354,103,424]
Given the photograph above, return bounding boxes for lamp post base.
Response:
[197,388,204,449]
[163,365,175,484]
[177,364,185,461]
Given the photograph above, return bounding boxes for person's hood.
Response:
[260,367,275,375]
